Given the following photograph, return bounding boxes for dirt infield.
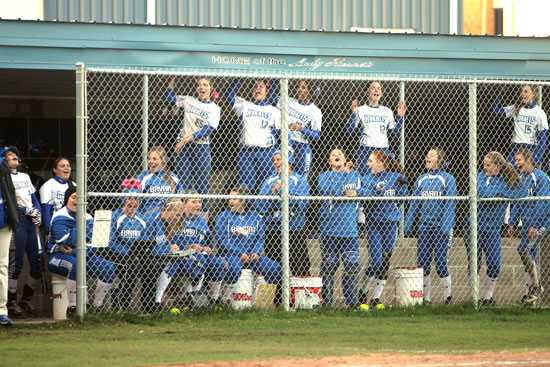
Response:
[160,351,550,367]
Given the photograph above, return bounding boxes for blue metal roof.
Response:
[1,19,549,79]
[43,0,463,34]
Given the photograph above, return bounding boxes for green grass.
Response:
[2,305,550,367]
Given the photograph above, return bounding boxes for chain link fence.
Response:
[63,66,550,317]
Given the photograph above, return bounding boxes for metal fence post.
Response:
[142,75,149,171]
[75,62,88,320]
[280,77,290,311]
[469,82,479,307]
[399,81,406,237]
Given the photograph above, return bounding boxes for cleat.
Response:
[7,300,24,318]
[0,314,13,326]
[358,290,369,305]
[520,294,529,304]
[66,305,77,318]
[478,298,496,307]
[444,296,452,305]
[525,285,544,304]
[20,300,37,316]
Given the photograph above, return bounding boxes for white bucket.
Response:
[231,269,254,310]
[394,267,423,306]
[290,276,322,309]
[51,273,68,320]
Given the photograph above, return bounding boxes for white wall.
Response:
[0,0,43,20]
[496,0,550,36]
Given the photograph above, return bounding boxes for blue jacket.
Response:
[135,170,183,216]
[358,170,408,223]
[509,168,550,232]
[48,207,93,255]
[404,169,457,235]
[215,209,265,257]
[172,214,213,249]
[106,208,147,256]
[255,171,310,231]
[318,170,360,238]
[477,171,527,233]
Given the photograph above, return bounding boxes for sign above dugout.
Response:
[1,19,550,79]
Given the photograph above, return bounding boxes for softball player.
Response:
[103,179,147,310]
[152,198,207,308]
[474,151,527,306]
[172,191,225,303]
[165,77,221,218]
[508,148,549,304]
[491,84,548,166]
[404,148,456,304]
[256,151,311,306]
[347,81,406,176]
[3,147,42,317]
[39,157,75,234]
[136,146,183,218]
[47,187,116,317]
[215,187,281,301]
[225,79,284,194]
[318,148,361,308]
[268,79,322,179]
[357,150,408,308]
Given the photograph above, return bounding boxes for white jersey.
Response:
[174,96,221,144]
[504,104,548,145]
[11,172,35,209]
[277,98,322,144]
[355,104,396,148]
[233,96,281,148]
[40,177,76,212]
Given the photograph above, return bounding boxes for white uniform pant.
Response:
[0,226,13,315]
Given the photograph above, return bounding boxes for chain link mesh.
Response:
[72,69,550,317]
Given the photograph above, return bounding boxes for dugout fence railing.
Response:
[73,64,550,319]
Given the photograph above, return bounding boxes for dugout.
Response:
[2,19,550,313]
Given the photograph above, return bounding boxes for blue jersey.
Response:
[215,209,265,257]
[0,186,7,229]
[509,168,550,232]
[404,169,457,235]
[48,207,93,255]
[107,208,147,256]
[146,215,174,255]
[477,171,527,233]
[172,214,213,249]
[318,170,361,238]
[358,170,408,223]
[255,171,310,231]
[136,170,183,216]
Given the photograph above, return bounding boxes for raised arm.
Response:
[224,78,243,107]
[490,94,506,116]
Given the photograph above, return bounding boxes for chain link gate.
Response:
[70,64,550,318]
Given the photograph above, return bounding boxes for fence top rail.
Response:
[84,66,550,85]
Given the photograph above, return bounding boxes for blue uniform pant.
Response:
[175,143,211,212]
[356,146,390,176]
[237,147,277,194]
[47,252,116,283]
[162,253,206,279]
[517,230,544,263]
[320,235,360,307]
[364,220,398,277]
[10,217,40,280]
[417,229,452,278]
[205,254,225,282]
[478,230,501,279]
[221,254,281,285]
[292,142,313,179]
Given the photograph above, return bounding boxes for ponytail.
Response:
[486,151,519,188]
[372,150,407,178]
